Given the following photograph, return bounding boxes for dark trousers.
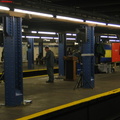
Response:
[47,66,54,81]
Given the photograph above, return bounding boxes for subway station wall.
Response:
[0,42,59,63]
[0,42,74,63]
[22,42,59,62]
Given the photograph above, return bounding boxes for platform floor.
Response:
[0,67,120,120]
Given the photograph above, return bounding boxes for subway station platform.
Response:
[0,67,120,120]
[0,62,58,72]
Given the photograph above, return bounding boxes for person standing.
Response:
[45,47,55,83]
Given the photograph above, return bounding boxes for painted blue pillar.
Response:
[58,33,66,76]
[27,38,34,69]
[3,16,23,106]
[81,26,95,88]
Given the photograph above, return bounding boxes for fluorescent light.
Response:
[0,26,3,31]
[0,28,3,31]
[41,37,53,39]
[26,36,40,38]
[22,36,25,38]
[109,36,117,39]
[0,6,10,11]
[55,37,76,40]
[22,29,24,32]
[73,34,77,36]
[100,36,108,38]
[14,9,53,18]
[66,33,72,36]
[66,33,77,36]
[86,20,106,25]
[108,23,120,27]
[66,38,76,40]
[54,37,59,40]
[74,42,78,45]
[100,35,117,38]
[31,31,37,33]
[56,15,83,22]
[109,39,120,42]
[38,31,56,35]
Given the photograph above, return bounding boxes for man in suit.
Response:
[45,46,55,83]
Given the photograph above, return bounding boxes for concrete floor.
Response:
[0,67,120,120]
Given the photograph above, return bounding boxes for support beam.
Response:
[82,26,95,88]
[27,38,34,69]
[58,33,66,76]
[3,16,23,106]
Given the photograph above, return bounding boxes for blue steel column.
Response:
[81,26,95,88]
[58,33,66,76]
[3,16,23,106]
[27,38,34,69]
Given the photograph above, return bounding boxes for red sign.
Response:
[112,43,120,62]
[0,0,13,3]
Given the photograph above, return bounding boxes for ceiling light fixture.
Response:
[109,40,120,42]
[41,37,54,39]
[26,36,40,38]
[107,23,120,27]
[86,20,106,25]
[66,38,76,40]
[22,36,25,38]
[31,31,37,33]
[0,6,10,11]
[73,34,77,36]
[38,31,56,35]
[14,9,53,18]
[66,33,77,36]
[66,33,72,36]
[56,15,84,22]
[74,42,78,45]
[100,35,117,39]
[54,37,59,39]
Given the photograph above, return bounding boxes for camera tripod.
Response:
[73,71,83,90]
[73,70,94,90]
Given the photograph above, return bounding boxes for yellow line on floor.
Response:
[23,67,58,72]
[0,67,58,74]
[23,73,58,79]
[16,88,120,120]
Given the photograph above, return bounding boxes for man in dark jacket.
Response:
[45,47,55,83]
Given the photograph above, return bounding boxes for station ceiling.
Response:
[44,0,120,21]
[1,0,120,36]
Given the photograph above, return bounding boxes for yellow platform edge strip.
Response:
[23,73,58,79]
[23,67,58,72]
[16,88,120,120]
[0,67,58,75]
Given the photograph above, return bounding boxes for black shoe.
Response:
[46,81,54,83]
